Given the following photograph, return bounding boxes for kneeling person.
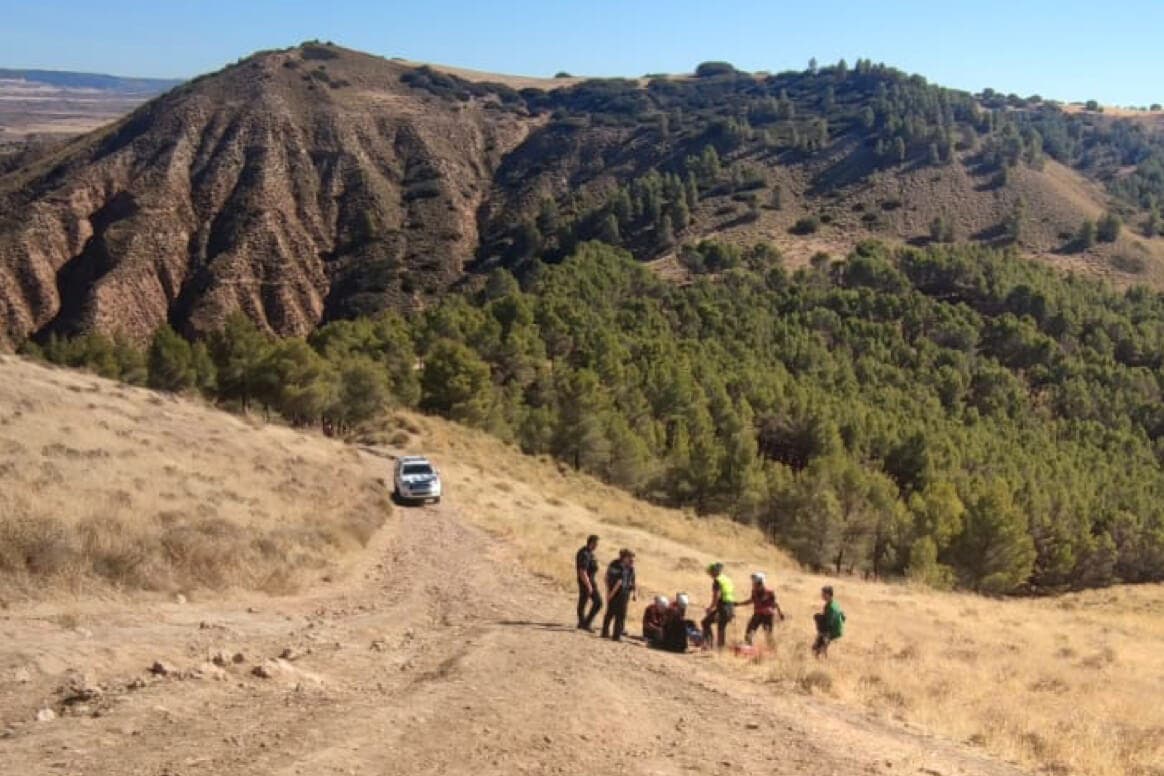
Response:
[655,593,692,653]
[642,595,669,646]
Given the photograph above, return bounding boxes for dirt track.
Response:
[0,491,1029,776]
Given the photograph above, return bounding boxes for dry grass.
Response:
[675,146,1164,290]
[385,411,1164,776]
[5,348,1160,774]
[396,59,592,91]
[0,355,391,600]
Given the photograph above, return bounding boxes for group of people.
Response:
[575,534,845,656]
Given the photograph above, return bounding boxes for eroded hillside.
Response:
[3,44,1164,347]
[0,44,537,345]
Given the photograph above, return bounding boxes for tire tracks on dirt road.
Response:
[0,499,1028,776]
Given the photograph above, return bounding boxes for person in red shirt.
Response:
[642,595,669,645]
[737,572,784,645]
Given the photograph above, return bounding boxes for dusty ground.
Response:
[376,415,1164,776]
[4,359,1158,776]
[0,494,1028,776]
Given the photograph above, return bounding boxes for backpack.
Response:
[831,604,846,639]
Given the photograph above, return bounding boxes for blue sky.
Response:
[1,0,1161,105]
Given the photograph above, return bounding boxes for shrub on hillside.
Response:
[694,61,737,78]
[301,43,339,61]
[1075,219,1096,251]
[1097,212,1122,242]
[929,215,956,244]
[790,215,821,235]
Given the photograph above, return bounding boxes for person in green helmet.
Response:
[700,562,735,650]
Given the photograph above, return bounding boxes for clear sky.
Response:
[1,0,1161,105]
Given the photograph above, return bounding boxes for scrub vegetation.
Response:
[23,238,1164,594]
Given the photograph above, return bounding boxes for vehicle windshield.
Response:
[402,463,434,476]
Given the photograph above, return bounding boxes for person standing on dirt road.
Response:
[701,562,736,650]
[575,534,602,631]
[812,585,845,658]
[601,549,636,641]
[737,572,784,645]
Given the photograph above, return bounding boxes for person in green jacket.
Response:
[701,562,736,650]
[812,585,845,658]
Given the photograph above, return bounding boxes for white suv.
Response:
[393,456,442,504]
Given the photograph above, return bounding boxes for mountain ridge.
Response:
[0,68,182,94]
[1,42,1163,347]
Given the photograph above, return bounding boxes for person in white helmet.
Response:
[655,593,692,652]
[642,594,669,645]
[736,571,784,645]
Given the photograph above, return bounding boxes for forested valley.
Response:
[24,238,1164,594]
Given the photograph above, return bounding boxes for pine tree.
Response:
[611,188,633,225]
[929,215,955,244]
[597,213,621,245]
[536,198,560,236]
[113,333,147,385]
[893,136,907,163]
[782,482,842,572]
[603,414,652,491]
[513,219,543,259]
[684,173,700,210]
[1004,199,1026,243]
[906,536,955,589]
[700,145,722,182]
[553,369,610,473]
[950,481,1036,593]
[670,197,690,230]
[682,398,723,512]
[335,356,390,428]
[1077,219,1096,250]
[420,339,494,427]
[1097,211,1122,242]
[657,214,675,249]
[264,338,339,426]
[190,342,217,395]
[777,90,795,120]
[1145,206,1161,237]
[885,432,932,493]
[209,312,271,410]
[148,323,194,390]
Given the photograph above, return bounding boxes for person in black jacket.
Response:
[575,535,602,630]
[601,549,636,641]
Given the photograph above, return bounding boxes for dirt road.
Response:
[0,495,1028,776]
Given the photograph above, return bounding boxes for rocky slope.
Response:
[0,45,537,345]
[2,43,1161,347]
